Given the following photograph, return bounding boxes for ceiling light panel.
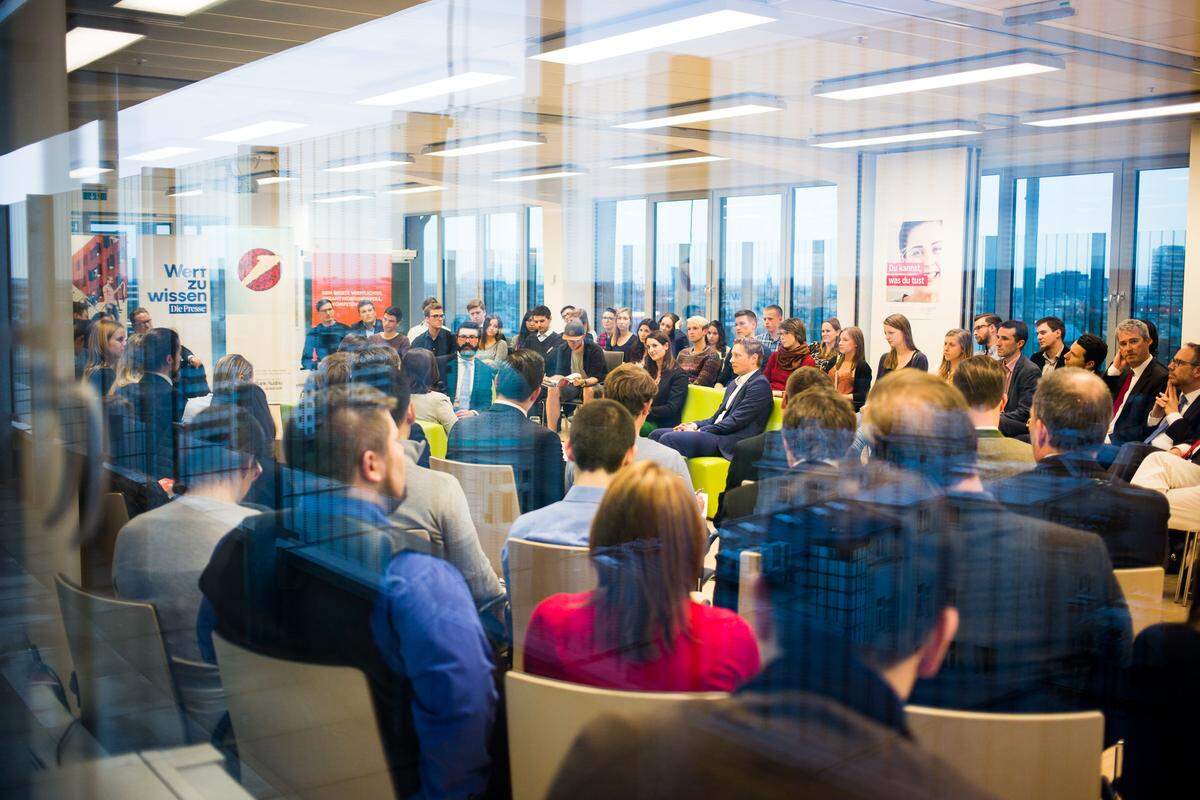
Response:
[169,188,203,198]
[314,192,372,204]
[423,132,545,158]
[386,184,445,196]
[66,27,144,72]
[324,154,413,173]
[532,8,774,66]
[814,49,1065,101]
[811,122,983,149]
[69,166,113,179]
[494,165,586,183]
[1024,98,1200,127]
[612,152,728,170]
[358,72,513,106]
[615,93,784,130]
[114,0,223,15]
[205,121,307,143]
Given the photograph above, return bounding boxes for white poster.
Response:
[868,148,970,365]
[139,234,215,370]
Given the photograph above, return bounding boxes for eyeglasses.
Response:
[429,313,444,319]
[1169,358,1200,368]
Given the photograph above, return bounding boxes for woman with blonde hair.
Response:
[524,461,760,690]
[109,332,146,395]
[938,328,972,381]
[811,317,842,373]
[830,325,872,411]
[183,353,275,442]
[609,307,641,363]
[83,319,126,397]
[877,313,928,381]
[676,315,721,386]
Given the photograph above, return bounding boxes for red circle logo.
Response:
[238,248,282,292]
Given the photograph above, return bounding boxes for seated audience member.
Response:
[350,347,430,466]
[1031,315,1068,374]
[410,303,454,360]
[350,299,383,335]
[443,323,497,418]
[609,307,641,363]
[117,327,185,480]
[951,355,1034,479]
[477,314,508,367]
[1106,318,1169,445]
[1131,442,1200,533]
[855,371,1131,715]
[83,319,126,397]
[810,318,841,374]
[658,312,688,355]
[876,313,928,381]
[299,298,349,369]
[184,354,274,441]
[545,320,609,431]
[317,351,353,388]
[458,298,487,333]
[996,368,1170,568]
[447,349,565,513]
[1110,342,1200,481]
[994,319,1040,438]
[762,318,817,393]
[405,296,439,341]
[829,325,871,411]
[596,307,616,349]
[516,305,562,365]
[502,400,636,582]
[1065,332,1109,376]
[548,467,989,800]
[567,364,692,490]
[676,316,721,386]
[114,406,264,662]
[973,312,1002,359]
[715,310,757,386]
[705,320,728,361]
[641,331,688,431]
[526,461,759,692]
[937,328,971,382]
[650,339,773,460]
[369,306,410,357]
[201,384,497,799]
[756,304,783,356]
[338,333,369,354]
[403,348,457,434]
[722,366,832,497]
[109,332,145,395]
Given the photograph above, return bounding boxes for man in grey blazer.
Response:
[995,320,1042,438]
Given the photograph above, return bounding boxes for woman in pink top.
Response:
[524,461,761,692]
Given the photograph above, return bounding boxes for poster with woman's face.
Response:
[886,219,943,303]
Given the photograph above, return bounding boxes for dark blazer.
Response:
[517,331,562,366]
[1105,359,1169,444]
[350,319,384,335]
[999,355,1041,438]
[446,402,565,513]
[723,430,789,492]
[443,357,496,411]
[607,333,643,364]
[1146,391,1200,446]
[668,328,688,355]
[1031,349,1067,372]
[411,328,455,360]
[910,492,1131,715]
[549,341,609,383]
[696,371,774,460]
[117,372,184,479]
[996,452,1170,568]
[300,321,349,369]
[647,367,688,429]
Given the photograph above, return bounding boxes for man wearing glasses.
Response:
[443,324,496,419]
[298,298,350,370]
[411,303,454,360]
[1111,343,1200,480]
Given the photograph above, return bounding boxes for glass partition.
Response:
[719,193,781,337]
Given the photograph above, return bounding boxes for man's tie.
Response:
[1183,439,1200,461]
[1145,395,1189,444]
[1112,371,1134,415]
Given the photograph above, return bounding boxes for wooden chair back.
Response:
[430,456,520,574]
[1114,566,1165,637]
[507,538,594,671]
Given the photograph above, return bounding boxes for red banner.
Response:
[311,252,392,326]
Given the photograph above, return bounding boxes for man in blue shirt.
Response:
[501,399,635,584]
[200,383,497,799]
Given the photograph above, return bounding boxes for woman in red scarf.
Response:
[763,317,816,392]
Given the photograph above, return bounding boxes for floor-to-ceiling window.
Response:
[653,198,708,320]
[483,211,520,330]
[974,173,1001,318]
[792,185,838,341]
[1133,167,1188,364]
[594,198,647,319]
[719,193,782,339]
[526,206,544,314]
[443,214,477,324]
[404,213,439,328]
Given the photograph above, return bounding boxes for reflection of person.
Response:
[897,219,943,303]
[299,298,350,369]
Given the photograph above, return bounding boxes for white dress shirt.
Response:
[455,356,475,410]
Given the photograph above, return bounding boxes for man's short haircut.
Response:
[1035,316,1065,335]
[456,321,481,335]
[951,355,1007,410]
[530,305,551,319]
[318,351,354,387]
[734,308,757,322]
[1116,318,1150,340]
[563,321,586,338]
[424,303,444,319]
[383,305,403,320]
[466,298,485,311]
[1074,333,1108,370]
[569,399,635,474]
[179,405,264,489]
[315,298,333,312]
[784,365,831,399]
[864,370,977,486]
[999,319,1028,346]
[143,328,179,372]
[685,315,708,329]
[763,304,783,316]
[1031,367,1111,452]
[781,388,856,462]
[130,307,151,322]
[973,313,1001,328]
[603,364,658,418]
[338,333,368,353]
[497,348,545,401]
[736,337,765,366]
[351,352,411,424]
[286,384,396,485]
[357,299,374,311]
[355,344,400,370]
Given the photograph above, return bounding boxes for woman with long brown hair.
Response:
[524,461,760,690]
[877,313,928,381]
[642,330,688,431]
[83,319,126,397]
[762,318,816,393]
[830,325,872,411]
[811,317,842,373]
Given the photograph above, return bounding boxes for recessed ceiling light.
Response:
[494,165,586,183]
[126,146,198,162]
[66,27,144,72]
[204,120,307,143]
[114,0,223,15]
[169,187,203,198]
[612,151,728,170]
[255,175,292,186]
[314,192,372,204]
[813,49,1065,101]
[324,154,413,173]
[1023,96,1200,127]
[358,72,513,106]
[423,131,546,158]
[614,93,784,130]
[385,184,446,196]
[69,166,113,179]
[532,8,774,65]
[811,121,984,149]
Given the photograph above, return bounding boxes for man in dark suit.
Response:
[446,348,565,513]
[997,368,1170,568]
[1105,318,1169,445]
[1109,342,1200,481]
[117,327,184,480]
[349,299,384,335]
[650,339,773,459]
[442,323,497,416]
[995,319,1041,438]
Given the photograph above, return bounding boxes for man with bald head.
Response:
[996,368,1169,568]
